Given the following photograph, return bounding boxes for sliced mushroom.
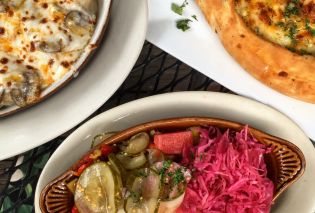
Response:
[75,0,98,16]
[10,87,26,107]
[0,88,14,108]
[64,10,94,34]
[10,71,41,107]
[23,71,41,103]
[37,40,62,53]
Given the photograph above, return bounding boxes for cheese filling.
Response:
[0,0,96,108]
[235,0,315,55]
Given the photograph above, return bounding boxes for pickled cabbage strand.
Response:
[178,126,274,213]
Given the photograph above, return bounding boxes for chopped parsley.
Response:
[173,168,185,185]
[289,24,297,38]
[167,172,174,177]
[285,22,298,44]
[276,21,286,28]
[171,0,188,16]
[136,170,148,178]
[192,15,198,21]
[172,1,197,32]
[176,19,192,32]
[157,162,188,200]
[163,160,172,169]
[306,19,315,36]
[159,160,172,177]
[158,161,186,186]
[275,21,299,44]
[284,1,300,18]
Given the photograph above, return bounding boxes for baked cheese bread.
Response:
[197,0,315,103]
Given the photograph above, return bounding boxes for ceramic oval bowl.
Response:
[39,117,305,213]
[0,0,112,117]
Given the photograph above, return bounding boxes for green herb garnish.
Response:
[276,21,285,28]
[159,160,172,176]
[289,24,297,38]
[284,1,300,18]
[306,19,315,36]
[172,1,196,32]
[173,168,185,185]
[171,0,188,16]
[163,160,172,169]
[167,172,174,177]
[285,22,298,44]
[136,170,148,178]
[176,19,192,32]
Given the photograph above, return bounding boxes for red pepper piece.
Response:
[77,154,93,166]
[75,162,92,176]
[71,205,79,213]
[83,154,93,163]
[100,144,115,156]
[154,131,193,154]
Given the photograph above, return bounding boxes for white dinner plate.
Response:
[0,0,148,160]
[35,91,315,213]
[147,0,315,140]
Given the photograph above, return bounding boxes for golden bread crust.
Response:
[197,0,315,103]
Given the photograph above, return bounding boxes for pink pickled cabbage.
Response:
[178,126,274,213]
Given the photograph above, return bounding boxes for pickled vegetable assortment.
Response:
[67,126,274,213]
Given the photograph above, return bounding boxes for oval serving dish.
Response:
[39,117,305,213]
[0,0,112,117]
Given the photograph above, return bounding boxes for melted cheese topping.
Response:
[0,0,96,107]
[235,0,315,55]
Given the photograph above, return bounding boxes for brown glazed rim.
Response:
[0,0,113,117]
[39,117,306,213]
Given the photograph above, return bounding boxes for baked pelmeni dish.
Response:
[0,0,107,112]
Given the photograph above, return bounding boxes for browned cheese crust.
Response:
[196,0,315,103]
